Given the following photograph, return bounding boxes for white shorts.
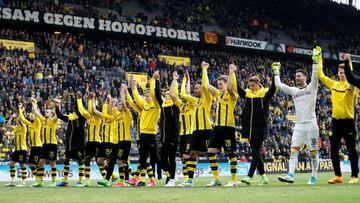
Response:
[291,122,319,151]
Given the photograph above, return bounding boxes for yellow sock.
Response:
[51,166,57,182]
[10,165,15,182]
[166,171,170,178]
[64,164,69,183]
[141,169,146,182]
[85,165,91,182]
[230,157,237,182]
[79,165,85,182]
[209,154,219,180]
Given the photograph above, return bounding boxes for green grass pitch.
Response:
[1,172,360,203]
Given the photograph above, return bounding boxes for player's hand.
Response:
[89,92,95,99]
[106,94,112,104]
[12,113,18,117]
[185,69,190,80]
[173,71,179,80]
[312,46,322,63]
[271,62,281,75]
[343,53,351,61]
[130,79,137,88]
[76,91,82,99]
[229,64,237,72]
[201,61,209,69]
[153,71,160,80]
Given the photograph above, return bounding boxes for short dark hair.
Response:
[296,69,308,77]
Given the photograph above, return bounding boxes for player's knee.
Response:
[10,161,15,167]
[207,148,217,154]
[310,150,318,158]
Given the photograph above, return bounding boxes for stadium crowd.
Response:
[1,27,359,164]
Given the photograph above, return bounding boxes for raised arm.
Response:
[317,52,336,89]
[170,71,183,108]
[201,62,214,102]
[272,62,297,95]
[6,113,16,129]
[343,54,360,88]
[309,46,322,90]
[54,100,69,122]
[227,64,245,98]
[151,71,163,108]
[125,88,141,114]
[90,96,102,117]
[76,92,91,119]
[120,86,129,111]
[201,62,219,97]
[101,95,115,120]
[31,98,45,122]
[264,76,276,100]
[130,79,150,111]
[18,103,31,126]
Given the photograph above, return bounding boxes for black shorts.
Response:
[41,144,58,161]
[99,142,115,159]
[114,141,131,161]
[66,149,85,160]
[190,130,211,153]
[85,141,101,157]
[29,147,42,165]
[209,126,237,152]
[179,134,192,155]
[11,150,27,164]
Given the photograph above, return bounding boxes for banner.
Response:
[127,72,148,90]
[0,39,35,52]
[0,160,351,181]
[225,36,285,53]
[286,45,338,60]
[158,55,191,67]
[339,52,360,64]
[0,7,200,42]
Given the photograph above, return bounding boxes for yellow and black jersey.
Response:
[79,99,102,143]
[180,77,196,135]
[12,123,27,151]
[214,90,238,127]
[101,103,114,143]
[38,115,58,145]
[133,78,161,135]
[19,108,42,147]
[109,108,133,143]
[319,61,355,119]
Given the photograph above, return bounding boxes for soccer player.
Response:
[76,93,104,187]
[203,64,239,187]
[177,70,196,186]
[4,113,28,187]
[319,53,359,184]
[130,71,162,187]
[55,93,87,187]
[276,46,322,184]
[31,99,59,187]
[98,85,133,187]
[160,71,182,187]
[182,62,214,187]
[18,102,42,183]
[227,64,276,185]
[88,94,115,181]
[125,85,157,186]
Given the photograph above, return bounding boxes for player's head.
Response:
[144,89,152,103]
[28,113,35,122]
[217,75,228,92]
[194,80,203,97]
[295,69,308,87]
[338,64,347,81]
[45,109,54,118]
[248,76,261,91]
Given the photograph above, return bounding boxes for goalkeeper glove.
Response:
[312,46,322,63]
[271,62,281,75]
